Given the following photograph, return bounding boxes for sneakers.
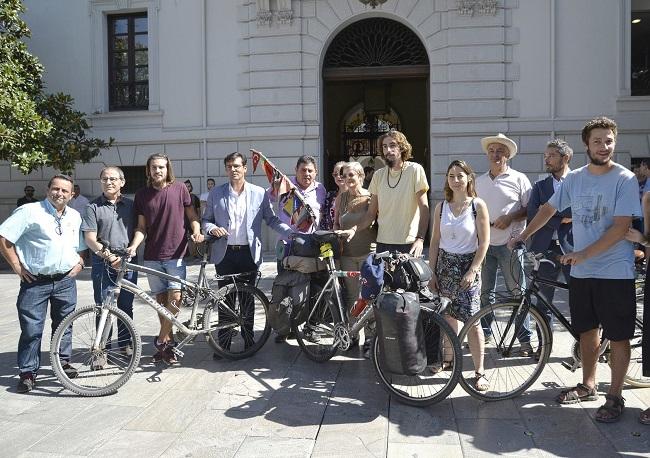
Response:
[16,372,35,393]
[62,363,79,378]
[274,331,295,343]
[520,341,534,357]
[483,334,494,345]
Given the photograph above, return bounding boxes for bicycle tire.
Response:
[50,305,141,397]
[292,282,342,363]
[458,301,552,401]
[622,298,650,387]
[372,308,461,407]
[203,283,271,360]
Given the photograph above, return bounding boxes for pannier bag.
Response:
[282,255,327,274]
[269,270,310,335]
[374,291,427,375]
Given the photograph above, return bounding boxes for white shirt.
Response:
[439,201,478,254]
[227,184,248,245]
[476,167,531,246]
[200,191,210,202]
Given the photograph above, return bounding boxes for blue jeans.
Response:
[480,244,531,341]
[533,242,570,327]
[91,253,138,348]
[17,275,76,374]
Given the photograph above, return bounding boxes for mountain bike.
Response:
[290,230,462,406]
[457,245,648,401]
[50,237,271,396]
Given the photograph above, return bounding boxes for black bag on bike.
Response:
[269,270,310,335]
[290,233,341,259]
[374,291,427,375]
[387,256,433,292]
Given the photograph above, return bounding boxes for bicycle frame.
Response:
[92,260,240,351]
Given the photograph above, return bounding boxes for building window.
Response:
[108,13,149,110]
[121,166,147,194]
[631,10,650,96]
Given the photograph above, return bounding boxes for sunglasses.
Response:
[54,215,63,236]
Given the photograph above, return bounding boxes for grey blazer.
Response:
[202,182,291,266]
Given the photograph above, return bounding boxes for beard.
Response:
[586,148,612,166]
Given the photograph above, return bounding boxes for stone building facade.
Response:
[4,0,650,250]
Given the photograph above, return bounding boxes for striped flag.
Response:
[250,149,316,232]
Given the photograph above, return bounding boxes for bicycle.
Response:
[457,245,649,402]
[289,230,462,407]
[50,237,271,397]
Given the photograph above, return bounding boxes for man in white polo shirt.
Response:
[475,133,532,351]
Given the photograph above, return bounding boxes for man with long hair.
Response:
[132,153,204,365]
[339,130,429,257]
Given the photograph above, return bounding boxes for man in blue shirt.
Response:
[0,175,87,393]
[511,117,641,423]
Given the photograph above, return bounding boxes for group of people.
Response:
[0,120,648,425]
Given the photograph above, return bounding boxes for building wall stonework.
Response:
[3,0,650,252]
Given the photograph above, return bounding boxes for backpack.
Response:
[374,291,427,375]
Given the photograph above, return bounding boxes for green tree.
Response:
[0,0,112,175]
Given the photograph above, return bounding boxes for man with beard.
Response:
[510,117,640,423]
[526,139,574,326]
[132,154,204,365]
[339,130,429,256]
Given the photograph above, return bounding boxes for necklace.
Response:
[386,164,404,189]
[449,199,471,240]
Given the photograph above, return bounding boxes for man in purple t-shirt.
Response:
[130,153,203,364]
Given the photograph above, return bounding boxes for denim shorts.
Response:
[144,259,186,294]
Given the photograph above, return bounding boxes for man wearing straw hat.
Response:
[475,133,533,352]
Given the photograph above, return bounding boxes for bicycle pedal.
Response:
[562,359,581,372]
[171,346,185,358]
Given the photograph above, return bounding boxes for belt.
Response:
[34,269,72,281]
[227,245,248,251]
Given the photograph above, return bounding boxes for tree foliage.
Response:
[0,0,112,175]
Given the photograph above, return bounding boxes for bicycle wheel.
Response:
[50,305,141,396]
[458,301,552,401]
[203,283,271,360]
[372,308,461,407]
[623,299,650,387]
[292,282,342,363]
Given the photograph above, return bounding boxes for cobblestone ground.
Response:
[0,259,648,457]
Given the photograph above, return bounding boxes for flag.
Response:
[249,148,316,232]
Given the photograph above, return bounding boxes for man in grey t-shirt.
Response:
[82,166,139,359]
[511,117,641,423]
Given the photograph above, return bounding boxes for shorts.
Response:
[568,276,636,341]
[436,249,481,323]
[144,258,186,295]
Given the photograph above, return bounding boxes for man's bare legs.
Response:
[155,290,181,343]
[579,328,600,391]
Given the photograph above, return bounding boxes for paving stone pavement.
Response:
[0,259,648,457]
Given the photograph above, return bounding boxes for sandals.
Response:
[474,372,489,392]
[639,408,650,425]
[556,383,599,404]
[430,361,453,374]
[595,394,625,423]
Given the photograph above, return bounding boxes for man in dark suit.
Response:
[527,138,574,326]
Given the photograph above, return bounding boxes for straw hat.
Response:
[480,133,517,159]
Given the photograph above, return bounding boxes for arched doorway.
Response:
[322,18,430,189]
